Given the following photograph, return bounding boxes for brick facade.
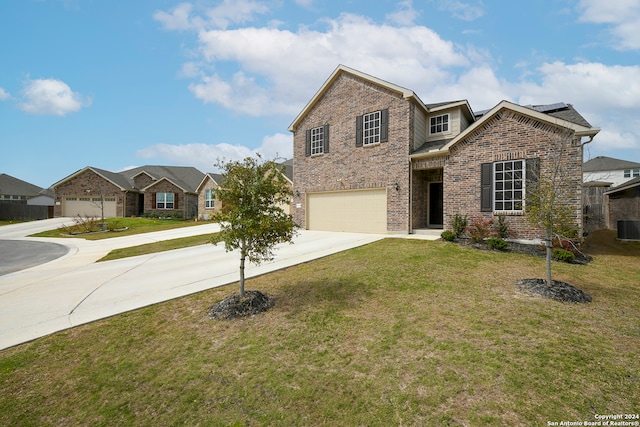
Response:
[292,73,413,232]
[443,110,584,240]
[53,169,133,217]
[197,176,223,220]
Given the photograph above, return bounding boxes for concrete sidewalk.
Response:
[0,220,391,350]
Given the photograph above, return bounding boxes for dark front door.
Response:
[428,182,443,227]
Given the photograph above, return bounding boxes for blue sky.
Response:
[1,0,640,188]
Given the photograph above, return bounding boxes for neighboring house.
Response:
[52,165,204,219]
[196,159,294,220]
[604,177,640,237]
[289,65,600,239]
[196,173,224,220]
[0,174,53,220]
[583,156,640,187]
[0,173,43,202]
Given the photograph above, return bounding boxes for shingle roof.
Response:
[604,176,640,195]
[122,165,205,192]
[0,173,43,197]
[583,156,640,172]
[476,102,593,128]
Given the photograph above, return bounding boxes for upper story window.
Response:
[624,168,640,178]
[363,111,381,145]
[305,124,329,157]
[356,109,389,147]
[311,126,325,155]
[430,114,449,135]
[156,192,174,209]
[205,189,215,208]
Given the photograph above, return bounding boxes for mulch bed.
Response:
[516,278,592,303]
[208,290,275,320]
[454,238,592,265]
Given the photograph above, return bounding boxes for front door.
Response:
[428,182,443,227]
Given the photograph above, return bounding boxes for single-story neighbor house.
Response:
[196,172,224,220]
[604,176,640,238]
[0,174,54,219]
[196,159,294,220]
[289,65,600,239]
[53,165,205,219]
[583,156,640,187]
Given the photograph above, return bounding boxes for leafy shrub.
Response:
[487,237,508,251]
[107,219,124,231]
[553,248,575,263]
[467,217,494,243]
[441,230,456,241]
[451,214,468,238]
[495,215,510,239]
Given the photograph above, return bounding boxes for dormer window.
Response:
[430,113,449,135]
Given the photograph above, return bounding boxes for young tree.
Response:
[525,130,580,286]
[211,155,297,298]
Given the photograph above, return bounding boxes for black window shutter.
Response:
[480,163,493,212]
[526,158,540,186]
[305,129,311,157]
[174,192,178,209]
[323,124,330,153]
[356,115,363,147]
[380,109,389,142]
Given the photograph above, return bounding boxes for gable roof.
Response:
[412,100,600,159]
[583,156,640,172]
[0,173,43,197]
[122,165,204,192]
[196,172,224,192]
[288,64,430,132]
[53,165,205,193]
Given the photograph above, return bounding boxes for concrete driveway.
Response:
[0,219,386,350]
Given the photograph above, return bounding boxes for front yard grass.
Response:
[30,217,207,240]
[0,230,638,425]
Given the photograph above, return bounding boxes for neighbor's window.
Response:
[310,126,325,155]
[430,114,449,135]
[624,168,640,178]
[494,160,524,212]
[205,189,215,208]
[157,192,174,209]
[363,110,381,145]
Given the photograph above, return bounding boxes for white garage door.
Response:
[64,197,117,218]
[307,189,387,233]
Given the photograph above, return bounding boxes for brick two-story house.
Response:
[289,65,600,239]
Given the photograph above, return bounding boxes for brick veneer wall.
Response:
[292,73,413,232]
[443,109,584,240]
[53,169,127,217]
[145,180,191,217]
[197,178,222,220]
[609,187,640,229]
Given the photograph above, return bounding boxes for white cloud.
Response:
[18,78,91,116]
[135,133,292,173]
[181,13,468,116]
[0,87,10,100]
[577,0,640,50]
[154,0,269,31]
[386,0,419,26]
[436,0,484,21]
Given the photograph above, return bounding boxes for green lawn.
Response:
[30,217,208,240]
[0,230,638,426]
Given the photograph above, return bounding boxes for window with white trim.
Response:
[363,110,381,145]
[494,160,524,212]
[624,168,640,178]
[205,189,215,208]
[310,126,325,155]
[157,192,174,209]
[430,114,449,135]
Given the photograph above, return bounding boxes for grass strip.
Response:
[97,234,216,261]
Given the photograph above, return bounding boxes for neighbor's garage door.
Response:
[307,189,387,233]
[64,197,117,218]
